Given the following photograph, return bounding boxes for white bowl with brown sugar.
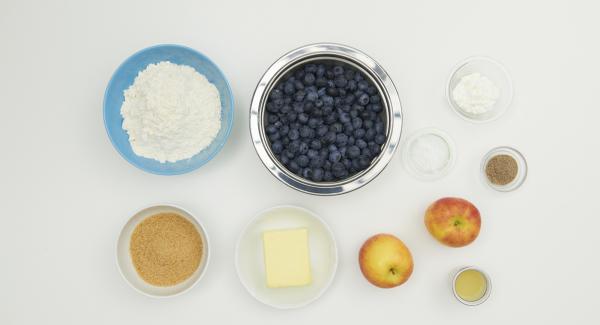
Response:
[116,204,210,297]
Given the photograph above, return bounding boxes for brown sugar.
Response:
[485,154,518,186]
[130,212,203,286]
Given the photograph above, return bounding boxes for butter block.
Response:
[262,228,312,288]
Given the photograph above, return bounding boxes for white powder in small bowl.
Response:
[408,133,450,174]
[121,61,222,163]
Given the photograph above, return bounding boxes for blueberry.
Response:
[336,133,348,146]
[356,139,367,149]
[343,122,354,134]
[281,105,292,114]
[347,145,360,158]
[284,82,295,95]
[299,142,309,154]
[354,72,364,81]
[289,161,300,172]
[273,98,284,109]
[366,86,377,95]
[268,114,279,124]
[338,112,350,124]
[347,79,357,91]
[322,96,334,107]
[332,163,347,178]
[294,80,304,90]
[370,144,381,155]
[358,93,370,105]
[266,102,278,113]
[266,125,278,134]
[323,171,334,181]
[370,95,381,104]
[280,125,289,136]
[364,120,374,129]
[312,168,324,182]
[316,77,328,87]
[328,144,338,152]
[361,155,372,167]
[294,90,306,102]
[295,69,305,79]
[352,117,363,129]
[317,125,328,137]
[324,131,336,144]
[330,123,343,133]
[329,150,342,163]
[354,128,366,139]
[327,87,338,96]
[287,112,297,122]
[307,149,319,159]
[308,118,320,128]
[270,89,283,100]
[333,65,344,76]
[269,132,280,141]
[303,101,314,113]
[370,103,382,113]
[365,128,376,141]
[272,141,283,154]
[280,155,289,165]
[288,129,300,140]
[342,158,352,169]
[296,155,309,168]
[306,139,319,150]
[298,113,309,124]
[316,65,326,77]
[305,64,317,73]
[324,111,336,124]
[375,133,386,145]
[303,73,316,85]
[375,122,385,134]
[314,99,323,108]
[302,167,313,179]
[358,80,369,91]
[334,76,347,88]
[361,147,371,157]
[347,136,355,145]
[306,91,318,102]
[300,126,313,138]
[310,157,324,168]
[344,94,355,105]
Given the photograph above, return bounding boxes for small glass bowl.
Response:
[402,128,456,181]
[481,146,527,192]
[446,56,513,123]
[451,266,492,306]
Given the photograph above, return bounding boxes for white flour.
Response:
[452,72,499,115]
[121,61,221,163]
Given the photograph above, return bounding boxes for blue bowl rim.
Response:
[102,44,235,176]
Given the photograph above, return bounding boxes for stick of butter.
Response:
[262,228,312,288]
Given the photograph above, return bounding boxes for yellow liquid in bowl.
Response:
[454,269,487,302]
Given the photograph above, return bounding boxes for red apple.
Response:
[359,234,414,288]
[425,197,481,247]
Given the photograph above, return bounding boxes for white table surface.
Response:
[1,0,599,324]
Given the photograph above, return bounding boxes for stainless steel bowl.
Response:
[250,43,403,195]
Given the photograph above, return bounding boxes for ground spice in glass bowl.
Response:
[481,146,527,192]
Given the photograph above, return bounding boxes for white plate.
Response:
[235,205,338,309]
[116,204,210,298]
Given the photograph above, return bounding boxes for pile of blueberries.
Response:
[264,61,387,182]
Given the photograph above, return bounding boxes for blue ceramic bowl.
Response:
[103,44,234,175]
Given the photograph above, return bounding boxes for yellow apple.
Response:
[359,234,414,288]
[425,197,481,247]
